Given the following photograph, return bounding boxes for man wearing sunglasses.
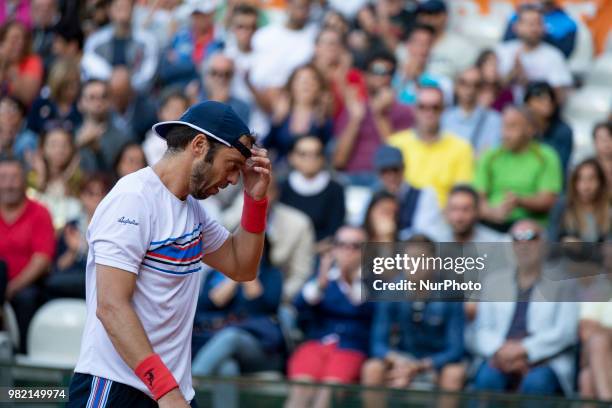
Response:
[388,86,473,206]
[442,67,502,156]
[286,226,372,408]
[199,53,250,125]
[469,220,578,397]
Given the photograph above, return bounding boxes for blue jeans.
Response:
[473,361,562,395]
[192,327,269,408]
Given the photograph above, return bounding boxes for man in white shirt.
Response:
[248,0,318,94]
[81,0,159,93]
[495,4,573,101]
[223,3,270,136]
[432,185,509,243]
[68,101,271,408]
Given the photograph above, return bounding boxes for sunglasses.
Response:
[417,103,443,112]
[334,241,362,250]
[234,23,257,31]
[458,79,482,89]
[369,62,393,76]
[380,166,403,174]
[512,229,540,242]
[294,150,323,159]
[209,70,233,79]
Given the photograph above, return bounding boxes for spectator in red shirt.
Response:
[0,157,55,352]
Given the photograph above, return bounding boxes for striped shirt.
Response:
[75,167,229,402]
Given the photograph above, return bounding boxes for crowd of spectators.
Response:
[0,0,611,406]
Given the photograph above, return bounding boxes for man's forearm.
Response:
[9,254,50,293]
[230,227,264,281]
[517,193,557,213]
[97,299,155,369]
[333,119,361,169]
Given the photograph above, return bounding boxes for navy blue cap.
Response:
[153,100,252,158]
[418,0,447,14]
[374,145,404,171]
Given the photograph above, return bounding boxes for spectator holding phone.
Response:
[47,173,112,299]
[286,225,373,408]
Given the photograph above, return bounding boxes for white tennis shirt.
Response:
[74,167,230,401]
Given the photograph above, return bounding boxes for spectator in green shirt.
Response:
[474,106,562,232]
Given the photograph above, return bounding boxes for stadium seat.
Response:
[568,20,595,78]
[584,54,612,87]
[16,299,87,370]
[566,118,597,166]
[344,185,372,227]
[563,86,611,124]
[454,14,507,51]
[563,87,610,165]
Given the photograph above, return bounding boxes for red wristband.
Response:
[241,191,268,233]
[134,354,179,400]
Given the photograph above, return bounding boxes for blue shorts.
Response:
[67,373,199,407]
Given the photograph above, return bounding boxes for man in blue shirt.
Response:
[442,67,502,156]
[502,0,577,58]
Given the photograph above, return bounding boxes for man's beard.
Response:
[189,159,213,200]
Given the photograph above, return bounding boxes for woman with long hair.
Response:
[29,127,82,229]
[113,142,147,181]
[363,191,399,243]
[27,57,83,134]
[524,81,573,174]
[475,49,513,113]
[551,159,611,242]
[264,64,333,164]
[0,20,43,105]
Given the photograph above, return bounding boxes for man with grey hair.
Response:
[194,53,250,126]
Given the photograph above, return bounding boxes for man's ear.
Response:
[191,134,209,157]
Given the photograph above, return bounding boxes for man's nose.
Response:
[228,172,239,185]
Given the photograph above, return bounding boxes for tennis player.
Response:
[67,101,270,407]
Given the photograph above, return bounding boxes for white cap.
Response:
[190,0,216,15]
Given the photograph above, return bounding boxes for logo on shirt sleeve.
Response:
[117,216,139,226]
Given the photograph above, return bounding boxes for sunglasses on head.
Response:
[334,241,362,250]
[512,229,540,242]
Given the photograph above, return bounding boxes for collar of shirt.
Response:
[288,170,331,196]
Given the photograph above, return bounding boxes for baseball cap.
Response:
[191,0,216,15]
[418,0,447,14]
[373,145,404,171]
[153,100,252,158]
